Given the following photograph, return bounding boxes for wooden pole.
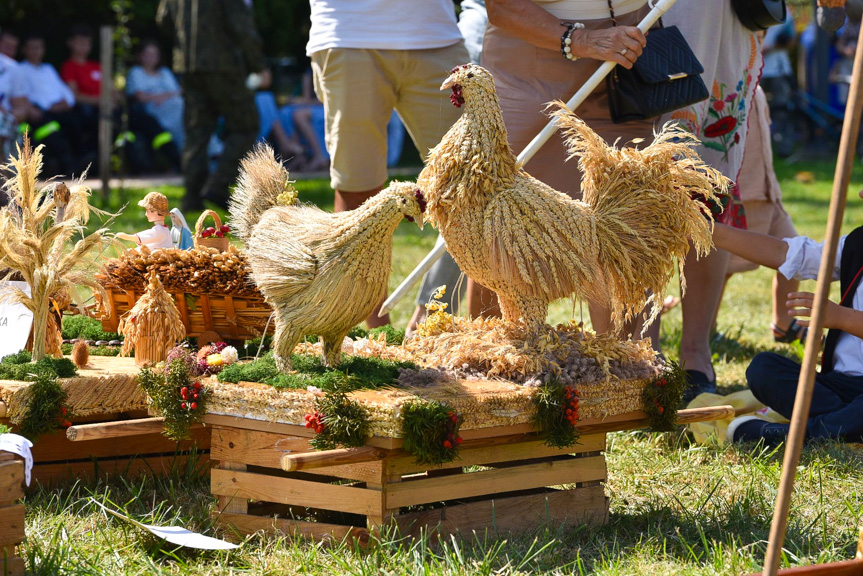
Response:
[377,0,679,317]
[98,26,113,197]
[762,21,863,576]
[66,417,203,441]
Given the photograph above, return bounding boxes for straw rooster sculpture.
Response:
[229,146,426,371]
[420,64,729,332]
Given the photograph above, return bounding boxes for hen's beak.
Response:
[415,212,424,230]
[440,76,455,91]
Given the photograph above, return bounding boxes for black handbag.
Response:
[606,23,709,124]
[731,0,787,31]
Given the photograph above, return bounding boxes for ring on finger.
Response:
[620,48,628,55]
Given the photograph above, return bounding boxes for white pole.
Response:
[379,0,678,317]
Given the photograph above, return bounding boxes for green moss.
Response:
[61,315,121,342]
[0,352,77,381]
[17,372,68,441]
[217,351,414,391]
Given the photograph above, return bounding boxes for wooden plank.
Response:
[200,294,213,331]
[744,560,863,576]
[210,427,383,483]
[1,555,25,576]
[217,462,248,515]
[175,292,190,329]
[31,453,210,486]
[387,433,606,476]
[66,417,204,441]
[386,455,607,509]
[211,468,380,516]
[0,402,6,418]
[215,512,370,547]
[203,415,401,449]
[0,505,25,547]
[281,446,390,472]
[30,427,210,463]
[394,485,608,537]
[0,462,24,505]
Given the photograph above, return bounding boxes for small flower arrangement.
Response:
[402,400,463,465]
[196,342,239,375]
[532,381,581,449]
[139,349,210,440]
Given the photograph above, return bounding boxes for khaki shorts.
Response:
[727,200,798,274]
[311,43,468,192]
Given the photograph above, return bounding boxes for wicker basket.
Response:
[195,210,229,252]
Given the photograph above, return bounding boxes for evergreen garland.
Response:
[307,390,371,450]
[643,360,688,431]
[18,372,70,440]
[138,358,209,440]
[532,381,581,449]
[401,400,462,465]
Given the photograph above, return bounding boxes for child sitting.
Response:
[713,202,863,445]
[117,191,173,251]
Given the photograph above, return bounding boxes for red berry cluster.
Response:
[564,385,580,427]
[443,411,463,450]
[201,224,230,239]
[179,380,203,411]
[304,411,326,434]
[57,405,72,428]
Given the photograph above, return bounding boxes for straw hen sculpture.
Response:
[229,146,426,371]
[419,64,729,332]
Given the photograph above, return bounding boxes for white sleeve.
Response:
[135,226,159,245]
[778,235,844,281]
[51,67,75,106]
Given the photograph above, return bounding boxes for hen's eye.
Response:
[467,73,474,78]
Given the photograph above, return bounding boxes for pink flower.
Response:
[725,93,738,103]
[713,100,725,112]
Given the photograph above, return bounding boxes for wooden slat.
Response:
[0,462,24,505]
[0,402,6,418]
[200,294,213,331]
[211,468,381,516]
[394,485,608,537]
[31,453,210,486]
[387,433,606,476]
[215,512,370,547]
[386,455,607,509]
[1,555,25,576]
[30,427,210,463]
[175,292,190,329]
[0,505,25,547]
[204,415,401,449]
[210,427,383,483]
[66,417,205,441]
[744,560,863,576]
[218,462,248,515]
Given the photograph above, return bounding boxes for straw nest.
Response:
[97,244,259,297]
[419,64,730,333]
[228,145,425,372]
[118,272,186,364]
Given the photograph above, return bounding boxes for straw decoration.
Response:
[118,271,186,365]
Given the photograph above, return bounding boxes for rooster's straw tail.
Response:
[229,144,292,242]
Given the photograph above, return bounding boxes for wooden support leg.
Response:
[216,462,248,515]
[365,469,402,533]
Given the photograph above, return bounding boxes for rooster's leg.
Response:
[273,314,298,372]
[499,293,548,334]
[322,330,349,367]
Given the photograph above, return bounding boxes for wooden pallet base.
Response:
[210,421,610,543]
[0,453,25,576]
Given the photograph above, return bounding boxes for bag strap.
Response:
[607,0,663,28]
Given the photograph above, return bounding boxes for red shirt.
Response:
[60,60,102,98]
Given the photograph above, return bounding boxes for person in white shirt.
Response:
[0,47,27,155]
[117,191,174,251]
[713,203,863,445]
[16,33,76,175]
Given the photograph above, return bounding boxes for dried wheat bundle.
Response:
[230,146,425,372]
[419,64,729,334]
[97,244,259,296]
[0,137,114,361]
[119,272,186,365]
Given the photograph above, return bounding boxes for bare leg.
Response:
[467,278,502,319]
[334,186,391,327]
[269,119,306,168]
[294,107,328,171]
[680,246,731,380]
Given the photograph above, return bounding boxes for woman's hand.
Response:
[572,26,646,68]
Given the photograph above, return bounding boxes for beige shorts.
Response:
[311,43,468,192]
[727,200,798,274]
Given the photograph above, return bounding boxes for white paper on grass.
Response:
[0,433,34,486]
[92,500,240,550]
[0,281,33,360]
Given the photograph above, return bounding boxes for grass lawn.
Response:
[18,158,863,575]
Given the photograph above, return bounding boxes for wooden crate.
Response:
[0,452,25,576]
[99,287,272,342]
[207,415,610,544]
